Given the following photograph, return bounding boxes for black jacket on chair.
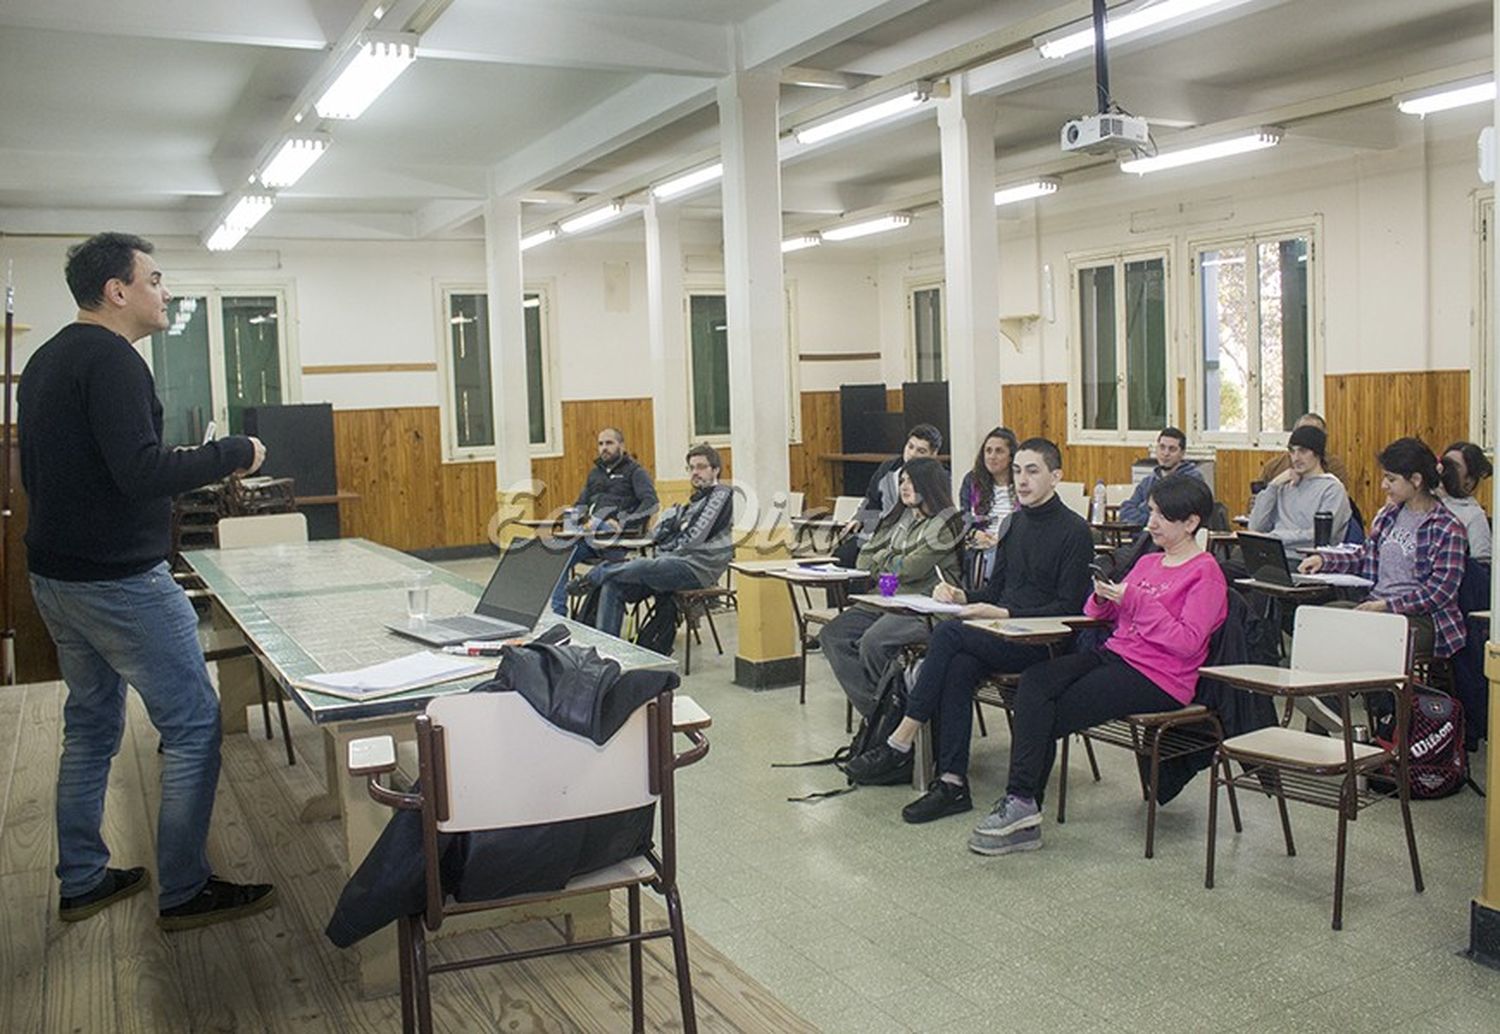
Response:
[325,636,679,948]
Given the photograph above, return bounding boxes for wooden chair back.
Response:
[216,513,308,549]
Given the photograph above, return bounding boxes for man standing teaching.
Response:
[20,232,277,929]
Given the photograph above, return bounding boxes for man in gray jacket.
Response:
[1248,424,1351,550]
[1118,427,1205,525]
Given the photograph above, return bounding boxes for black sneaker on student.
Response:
[843,743,914,786]
[901,780,973,824]
[158,876,276,932]
[60,866,150,922]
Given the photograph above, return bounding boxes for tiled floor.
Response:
[441,558,1499,1033]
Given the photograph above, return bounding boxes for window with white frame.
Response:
[1193,226,1316,446]
[908,283,944,382]
[685,286,802,442]
[1069,249,1170,442]
[439,287,555,460]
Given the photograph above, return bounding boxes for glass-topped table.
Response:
[185,537,675,724]
[184,537,671,992]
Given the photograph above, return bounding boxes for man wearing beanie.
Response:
[1248,424,1352,550]
[1259,413,1351,485]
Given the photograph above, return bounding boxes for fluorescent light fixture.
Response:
[520,227,558,251]
[994,179,1059,206]
[1396,78,1496,116]
[1037,0,1231,60]
[257,135,330,188]
[205,194,274,251]
[781,234,822,253]
[315,34,417,120]
[559,202,625,235]
[651,162,724,201]
[1119,127,1281,175]
[794,86,931,145]
[821,213,912,242]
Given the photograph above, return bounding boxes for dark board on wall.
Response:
[243,403,340,539]
[838,384,898,496]
[902,381,950,454]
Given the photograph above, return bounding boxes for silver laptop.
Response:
[1237,531,1333,587]
[386,539,572,646]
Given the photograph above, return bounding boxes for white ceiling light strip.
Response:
[1035,0,1234,60]
[1396,78,1496,116]
[821,213,912,241]
[315,34,418,120]
[256,135,330,188]
[205,194,275,252]
[994,179,1059,206]
[1120,127,1281,174]
[651,163,724,201]
[781,234,822,253]
[520,228,559,251]
[793,85,933,145]
[559,202,626,235]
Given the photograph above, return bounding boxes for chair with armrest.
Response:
[1204,605,1421,930]
[348,689,710,1034]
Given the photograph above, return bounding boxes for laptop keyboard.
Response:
[430,614,525,638]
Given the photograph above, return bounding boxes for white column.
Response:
[938,74,1001,493]
[483,191,533,491]
[644,198,690,477]
[718,69,791,518]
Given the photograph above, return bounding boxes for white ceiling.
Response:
[0,0,1492,245]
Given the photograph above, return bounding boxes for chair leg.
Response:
[1083,736,1101,782]
[1205,752,1220,889]
[628,885,644,1034]
[274,686,296,767]
[256,664,273,740]
[1056,736,1070,824]
[1272,773,1296,857]
[845,699,853,735]
[1223,758,1243,833]
[1144,732,1163,860]
[1400,778,1424,894]
[664,885,698,1034]
[703,607,723,655]
[974,699,988,738]
[411,920,434,1034]
[798,636,809,706]
[397,916,416,1034]
[1332,794,1350,931]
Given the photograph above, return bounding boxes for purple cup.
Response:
[878,572,899,597]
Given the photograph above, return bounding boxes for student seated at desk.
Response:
[1259,412,1352,486]
[841,438,1094,819]
[550,426,660,615]
[1439,441,1492,563]
[970,476,1227,857]
[582,443,734,640]
[958,426,1019,589]
[833,423,943,567]
[1118,427,1205,525]
[819,458,962,721]
[1247,424,1351,550]
[1299,437,1467,662]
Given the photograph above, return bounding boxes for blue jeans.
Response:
[30,562,222,908]
[550,539,603,615]
[590,557,703,638]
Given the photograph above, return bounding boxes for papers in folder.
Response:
[875,594,963,615]
[294,651,492,700]
[1296,572,1375,588]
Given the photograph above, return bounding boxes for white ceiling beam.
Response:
[737,0,933,71]
[414,198,484,238]
[0,150,225,197]
[0,0,337,50]
[417,5,732,76]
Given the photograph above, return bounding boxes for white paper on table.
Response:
[297,651,491,698]
[875,594,964,614]
[1297,572,1375,588]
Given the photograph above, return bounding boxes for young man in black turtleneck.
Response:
[842,438,1094,822]
[549,426,659,615]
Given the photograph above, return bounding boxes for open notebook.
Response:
[292,651,493,701]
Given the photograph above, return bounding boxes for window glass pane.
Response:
[450,293,494,449]
[149,296,212,448]
[1200,246,1249,434]
[220,296,282,434]
[1077,265,1117,431]
[1124,258,1167,431]
[1258,237,1309,433]
[689,294,731,436]
[912,287,942,381]
[523,293,546,445]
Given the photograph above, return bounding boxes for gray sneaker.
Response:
[969,825,1042,856]
[973,794,1041,838]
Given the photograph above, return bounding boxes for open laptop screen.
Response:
[475,539,571,626]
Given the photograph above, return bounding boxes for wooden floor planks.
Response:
[0,683,814,1034]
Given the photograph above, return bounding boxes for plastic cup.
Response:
[878,572,899,597]
[406,572,432,623]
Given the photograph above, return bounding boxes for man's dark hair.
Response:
[1378,437,1440,496]
[1159,426,1187,448]
[1016,436,1063,472]
[65,232,154,309]
[1149,475,1214,526]
[599,426,625,443]
[907,423,943,453]
[686,443,721,472]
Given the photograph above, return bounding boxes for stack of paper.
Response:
[294,651,492,701]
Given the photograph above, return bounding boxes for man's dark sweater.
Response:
[574,455,658,531]
[971,492,1093,616]
[19,322,256,581]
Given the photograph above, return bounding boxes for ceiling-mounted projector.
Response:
[1061,113,1150,154]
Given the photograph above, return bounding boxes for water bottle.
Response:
[1090,480,1108,524]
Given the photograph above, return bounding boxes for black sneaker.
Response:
[158,876,276,931]
[566,574,595,596]
[60,866,150,922]
[843,742,914,786]
[902,780,973,824]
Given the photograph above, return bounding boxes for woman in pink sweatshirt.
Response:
[968,475,1228,857]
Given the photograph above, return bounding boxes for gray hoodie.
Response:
[1248,471,1350,550]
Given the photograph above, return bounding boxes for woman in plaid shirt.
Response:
[1300,437,1468,658]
